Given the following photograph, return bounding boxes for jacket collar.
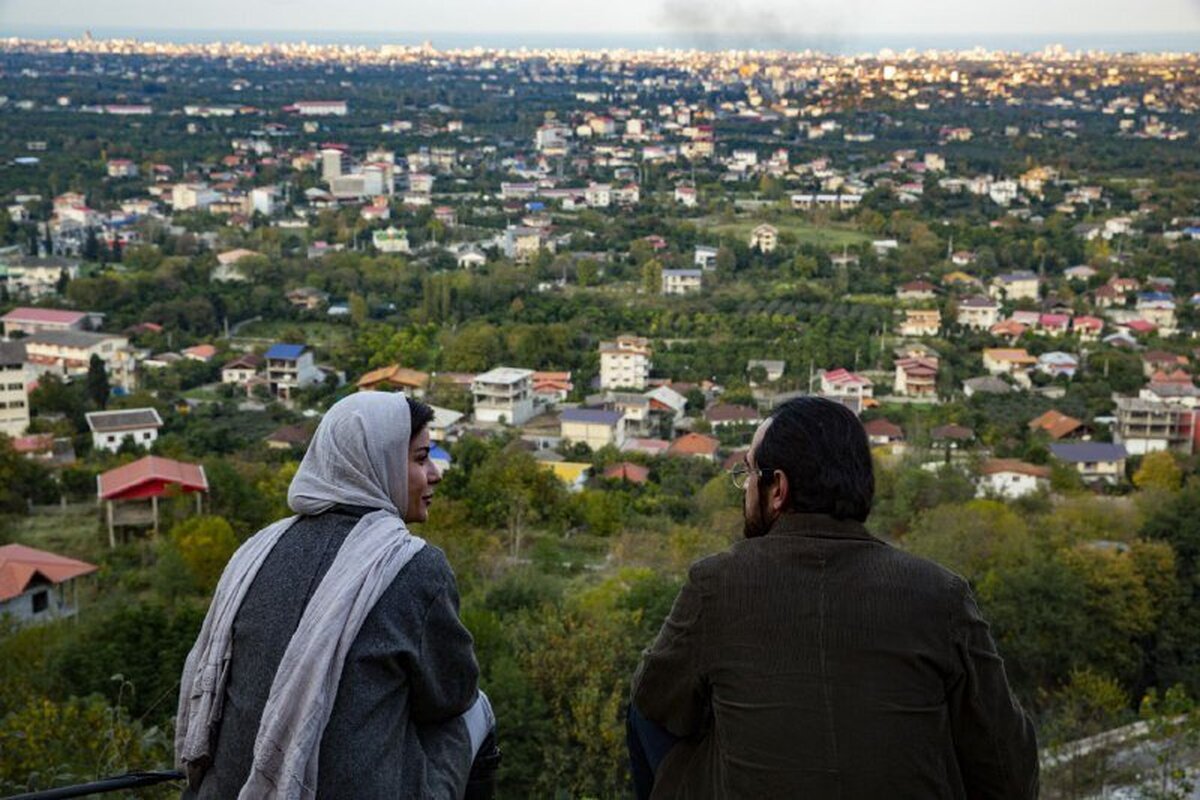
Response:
[765,512,877,541]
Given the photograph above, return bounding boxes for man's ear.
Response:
[770,470,789,514]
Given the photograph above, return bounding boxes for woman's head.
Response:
[287,392,441,522]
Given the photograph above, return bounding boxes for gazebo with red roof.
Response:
[97,455,209,545]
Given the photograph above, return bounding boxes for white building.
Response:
[85,408,163,453]
[977,459,1051,499]
[373,227,411,254]
[662,269,702,295]
[472,367,536,425]
[600,335,652,390]
[0,342,30,437]
[294,100,348,116]
[0,257,81,300]
[171,183,219,211]
[23,330,137,391]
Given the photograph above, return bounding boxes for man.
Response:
[629,396,1038,799]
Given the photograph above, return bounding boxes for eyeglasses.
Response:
[729,463,773,490]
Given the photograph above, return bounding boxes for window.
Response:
[32,591,48,614]
[143,432,152,440]
[107,435,116,443]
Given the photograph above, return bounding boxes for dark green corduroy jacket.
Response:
[632,513,1038,799]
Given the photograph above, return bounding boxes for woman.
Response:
[176,391,493,799]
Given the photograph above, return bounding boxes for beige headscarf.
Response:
[175,391,427,799]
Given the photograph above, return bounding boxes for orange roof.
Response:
[356,365,430,390]
[980,459,1051,479]
[183,344,218,360]
[989,320,1028,336]
[1028,409,1083,440]
[667,432,720,457]
[97,456,208,500]
[0,544,97,602]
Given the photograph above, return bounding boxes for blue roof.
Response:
[430,444,452,463]
[1138,292,1174,302]
[1049,442,1128,463]
[561,408,623,426]
[265,343,307,360]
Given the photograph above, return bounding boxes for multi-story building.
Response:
[265,344,322,401]
[1113,397,1198,455]
[662,269,703,295]
[600,335,652,390]
[472,367,535,425]
[0,342,30,437]
[989,271,1040,302]
[894,357,939,398]
[1050,442,1128,485]
[85,408,163,453]
[898,309,941,337]
[0,256,81,300]
[955,296,1000,330]
[22,330,136,391]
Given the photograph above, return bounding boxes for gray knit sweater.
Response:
[183,507,479,800]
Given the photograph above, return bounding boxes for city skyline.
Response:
[4,0,1200,44]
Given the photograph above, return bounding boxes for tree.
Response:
[348,292,368,327]
[85,354,110,410]
[641,259,663,294]
[168,515,239,591]
[1134,451,1182,493]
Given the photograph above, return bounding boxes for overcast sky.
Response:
[3,0,1199,37]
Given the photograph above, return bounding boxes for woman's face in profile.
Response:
[405,427,441,522]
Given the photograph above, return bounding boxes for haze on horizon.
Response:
[3,0,1200,41]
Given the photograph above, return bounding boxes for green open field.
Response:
[232,320,354,351]
[692,217,874,250]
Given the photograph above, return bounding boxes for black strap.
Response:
[3,771,185,800]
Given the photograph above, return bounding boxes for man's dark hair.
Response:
[408,397,435,438]
[754,396,874,522]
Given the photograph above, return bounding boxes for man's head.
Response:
[742,396,874,537]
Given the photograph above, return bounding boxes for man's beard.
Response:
[743,487,772,539]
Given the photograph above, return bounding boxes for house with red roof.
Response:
[1072,316,1104,341]
[819,368,874,402]
[1,307,94,337]
[893,357,939,398]
[863,418,904,446]
[603,462,650,484]
[1038,314,1072,337]
[0,543,97,625]
[977,459,1051,499]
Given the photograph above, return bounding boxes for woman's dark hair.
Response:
[754,396,874,522]
[407,397,435,439]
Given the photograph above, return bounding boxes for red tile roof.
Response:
[603,462,650,484]
[1,307,87,325]
[0,544,97,602]
[97,456,208,500]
